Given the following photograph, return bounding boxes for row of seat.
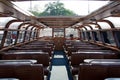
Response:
[0,40,54,80]
[64,40,120,80]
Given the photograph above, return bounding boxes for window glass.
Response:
[86,31,91,40]
[25,26,33,41]
[4,30,18,47]
[25,30,30,41]
[39,27,52,38]
[9,22,23,29]
[89,24,99,30]
[81,30,85,40]
[84,26,91,30]
[4,31,13,46]
[30,27,36,40]
[104,17,120,28]
[54,28,64,37]
[17,24,28,43]
[113,31,120,48]
[65,27,79,39]
[82,28,86,31]
[83,31,88,40]
[97,22,111,29]
[93,31,102,42]
[34,29,38,38]
[27,26,33,30]
[0,31,4,46]
[0,17,15,28]
[102,31,116,46]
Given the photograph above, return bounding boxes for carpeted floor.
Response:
[48,50,73,80]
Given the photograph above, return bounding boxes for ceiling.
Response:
[9,0,112,1]
[37,16,83,28]
[7,0,113,28]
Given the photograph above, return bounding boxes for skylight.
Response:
[12,1,110,16]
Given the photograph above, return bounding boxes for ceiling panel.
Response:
[37,16,83,28]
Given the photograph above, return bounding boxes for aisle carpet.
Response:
[48,50,73,80]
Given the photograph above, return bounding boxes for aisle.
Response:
[49,51,73,80]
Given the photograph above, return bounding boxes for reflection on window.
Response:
[104,17,120,28]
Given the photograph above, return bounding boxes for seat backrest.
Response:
[0,64,44,80]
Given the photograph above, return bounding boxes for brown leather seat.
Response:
[70,52,118,75]
[11,47,53,56]
[0,64,44,80]
[2,53,50,76]
[78,63,120,80]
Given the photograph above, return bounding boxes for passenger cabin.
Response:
[0,0,120,80]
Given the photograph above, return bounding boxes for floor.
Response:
[49,51,73,80]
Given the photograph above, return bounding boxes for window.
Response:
[0,17,15,47]
[25,26,33,41]
[9,22,23,29]
[101,30,116,46]
[92,31,99,41]
[104,17,120,28]
[0,17,15,28]
[17,24,28,43]
[89,24,99,30]
[4,31,13,46]
[93,31,102,42]
[65,27,79,39]
[39,27,52,37]
[113,30,120,48]
[97,22,111,29]
[81,30,85,40]
[87,31,92,40]
[30,27,36,40]
[0,31,4,46]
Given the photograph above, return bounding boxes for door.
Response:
[53,28,65,50]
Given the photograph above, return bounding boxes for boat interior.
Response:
[0,0,120,80]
